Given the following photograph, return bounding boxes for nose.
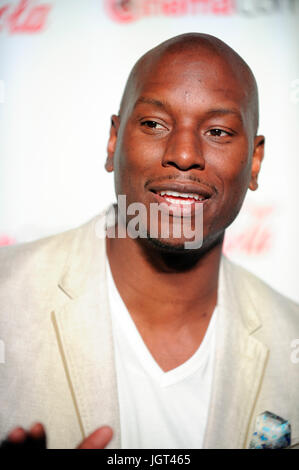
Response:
[161,127,205,171]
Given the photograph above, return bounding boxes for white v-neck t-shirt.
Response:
[106,258,218,449]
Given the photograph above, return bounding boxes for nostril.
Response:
[162,160,205,171]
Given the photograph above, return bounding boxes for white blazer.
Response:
[0,210,298,449]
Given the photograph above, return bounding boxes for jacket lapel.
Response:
[203,257,269,449]
[52,212,121,448]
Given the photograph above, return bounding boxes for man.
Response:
[0,33,298,449]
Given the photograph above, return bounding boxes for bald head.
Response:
[119,33,259,134]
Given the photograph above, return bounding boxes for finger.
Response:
[0,424,47,449]
[27,423,47,449]
[7,427,27,443]
[29,422,45,439]
[0,427,28,449]
[77,426,113,449]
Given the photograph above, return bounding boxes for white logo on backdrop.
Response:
[290,79,299,104]
[0,80,4,103]
[290,339,299,364]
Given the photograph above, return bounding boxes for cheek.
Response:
[114,128,161,196]
[208,139,252,190]
[226,157,252,191]
[222,160,253,224]
[117,130,163,178]
[206,142,253,228]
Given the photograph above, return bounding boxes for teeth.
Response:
[163,197,194,205]
[159,191,204,201]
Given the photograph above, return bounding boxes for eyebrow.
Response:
[205,108,242,120]
[133,97,168,110]
[133,97,242,121]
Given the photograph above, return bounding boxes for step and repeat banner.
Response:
[0,0,298,301]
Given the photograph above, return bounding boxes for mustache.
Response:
[145,174,218,194]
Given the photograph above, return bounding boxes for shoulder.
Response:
[0,211,106,295]
[222,255,299,329]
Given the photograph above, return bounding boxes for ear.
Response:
[105,114,120,173]
[249,135,265,191]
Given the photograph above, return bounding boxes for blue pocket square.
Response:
[249,411,291,449]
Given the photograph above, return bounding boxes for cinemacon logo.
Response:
[105,0,296,23]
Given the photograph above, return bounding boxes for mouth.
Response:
[155,190,205,205]
[148,181,213,210]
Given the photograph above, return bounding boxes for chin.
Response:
[144,235,199,253]
[143,228,225,256]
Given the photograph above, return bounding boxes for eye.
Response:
[141,120,165,130]
[206,128,233,137]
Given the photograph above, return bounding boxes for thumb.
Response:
[77,426,113,449]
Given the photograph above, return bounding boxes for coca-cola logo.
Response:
[223,204,275,256]
[0,0,51,34]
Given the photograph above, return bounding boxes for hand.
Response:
[0,422,113,449]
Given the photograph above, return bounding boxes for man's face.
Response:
[106,49,264,251]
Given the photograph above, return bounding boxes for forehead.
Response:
[132,50,249,114]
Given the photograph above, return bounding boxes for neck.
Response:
[106,229,224,327]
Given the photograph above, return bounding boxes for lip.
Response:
[150,191,206,217]
[147,181,214,200]
[147,181,213,217]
